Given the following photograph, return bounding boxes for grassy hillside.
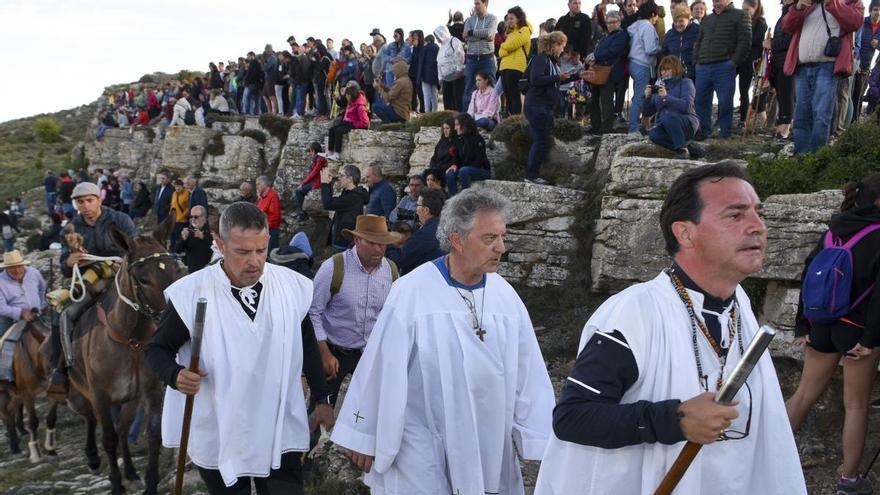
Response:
[0,103,97,201]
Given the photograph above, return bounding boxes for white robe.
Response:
[161,263,313,487]
[534,272,806,495]
[330,261,555,495]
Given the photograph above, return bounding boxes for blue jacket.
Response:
[339,58,359,86]
[385,217,445,274]
[188,186,208,212]
[593,28,630,84]
[366,180,397,218]
[662,22,699,78]
[382,42,412,74]
[419,41,440,85]
[859,17,880,70]
[525,54,562,110]
[643,76,700,133]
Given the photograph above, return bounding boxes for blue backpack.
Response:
[801,224,880,324]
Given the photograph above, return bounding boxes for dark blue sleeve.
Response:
[381,185,396,218]
[529,55,560,87]
[662,79,695,114]
[552,329,686,449]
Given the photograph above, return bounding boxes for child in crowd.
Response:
[558,47,584,118]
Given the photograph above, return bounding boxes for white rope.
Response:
[68,254,123,303]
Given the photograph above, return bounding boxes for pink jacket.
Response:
[343,93,370,129]
[782,0,864,77]
[467,87,501,122]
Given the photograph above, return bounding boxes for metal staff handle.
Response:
[175,298,208,495]
[655,325,776,495]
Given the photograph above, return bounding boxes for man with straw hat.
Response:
[0,250,46,332]
[0,250,46,383]
[308,214,401,410]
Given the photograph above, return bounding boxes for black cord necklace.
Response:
[446,256,487,342]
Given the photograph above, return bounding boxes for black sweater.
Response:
[321,185,369,247]
[795,205,880,347]
[428,136,458,172]
[454,132,490,170]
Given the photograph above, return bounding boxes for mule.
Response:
[0,317,61,463]
[66,217,183,495]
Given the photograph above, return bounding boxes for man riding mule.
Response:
[63,216,183,495]
[48,181,138,397]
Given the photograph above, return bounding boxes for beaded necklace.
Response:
[668,269,744,391]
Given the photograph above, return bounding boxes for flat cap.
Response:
[71,182,101,199]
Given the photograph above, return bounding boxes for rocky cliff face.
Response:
[75,114,829,339]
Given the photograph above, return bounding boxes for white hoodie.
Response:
[434,25,466,81]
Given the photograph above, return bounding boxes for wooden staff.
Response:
[175,298,208,495]
[654,325,777,495]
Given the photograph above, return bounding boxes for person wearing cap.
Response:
[49,181,138,395]
[0,250,46,333]
[307,214,401,409]
[330,188,554,494]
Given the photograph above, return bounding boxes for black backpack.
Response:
[517,57,533,95]
[184,110,196,125]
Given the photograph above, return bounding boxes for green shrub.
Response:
[404,110,457,133]
[238,128,267,144]
[259,113,293,142]
[377,123,406,132]
[138,74,157,84]
[492,114,528,143]
[552,118,583,142]
[747,121,880,198]
[33,117,62,143]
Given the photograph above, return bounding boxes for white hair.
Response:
[436,188,511,251]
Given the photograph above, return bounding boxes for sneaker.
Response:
[837,475,873,494]
[674,148,690,159]
[291,113,302,120]
[525,177,551,185]
[871,397,880,409]
[326,152,340,161]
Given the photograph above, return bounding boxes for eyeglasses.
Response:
[191,214,203,218]
[718,382,752,442]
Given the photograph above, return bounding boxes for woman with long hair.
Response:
[447,113,491,195]
[498,6,531,115]
[787,173,880,494]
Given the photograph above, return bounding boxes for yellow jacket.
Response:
[171,189,190,223]
[498,24,533,72]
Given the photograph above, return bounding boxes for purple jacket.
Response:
[642,76,700,133]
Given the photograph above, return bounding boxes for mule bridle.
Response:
[114,251,177,322]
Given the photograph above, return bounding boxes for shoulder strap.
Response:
[842,223,880,249]
[819,3,832,37]
[330,252,345,298]
[388,259,399,281]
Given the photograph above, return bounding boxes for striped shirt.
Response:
[464,12,499,55]
[308,246,394,349]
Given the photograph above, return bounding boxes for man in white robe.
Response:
[331,188,556,495]
[535,162,807,494]
[146,202,335,494]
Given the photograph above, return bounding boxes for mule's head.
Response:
[108,215,185,319]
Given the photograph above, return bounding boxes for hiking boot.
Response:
[687,142,707,159]
[47,369,69,400]
[837,476,873,495]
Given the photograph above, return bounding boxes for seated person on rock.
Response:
[49,182,139,396]
[447,113,491,196]
[326,85,370,161]
[425,168,448,194]
[427,117,460,176]
[467,71,501,131]
[371,60,413,123]
[642,56,699,159]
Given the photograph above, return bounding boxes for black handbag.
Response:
[820,3,841,57]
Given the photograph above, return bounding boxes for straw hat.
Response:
[0,250,29,269]
[342,215,402,245]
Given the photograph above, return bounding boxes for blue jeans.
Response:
[793,62,838,154]
[524,105,554,179]
[373,101,403,123]
[462,55,497,111]
[243,84,260,115]
[475,117,497,131]
[446,166,491,195]
[695,60,737,138]
[3,239,14,252]
[649,114,695,151]
[45,192,56,212]
[294,183,313,207]
[269,229,279,253]
[628,62,652,133]
[294,82,309,115]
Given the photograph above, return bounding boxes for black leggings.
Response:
[771,59,794,125]
[500,69,523,115]
[442,78,465,111]
[198,451,304,495]
[327,122,354,152]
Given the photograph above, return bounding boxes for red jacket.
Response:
[301,155,328,190]
[343,93,370,129]
[782,0,864,77]
[257,187,282,229]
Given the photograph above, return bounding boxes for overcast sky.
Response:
[1,0,783,124]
